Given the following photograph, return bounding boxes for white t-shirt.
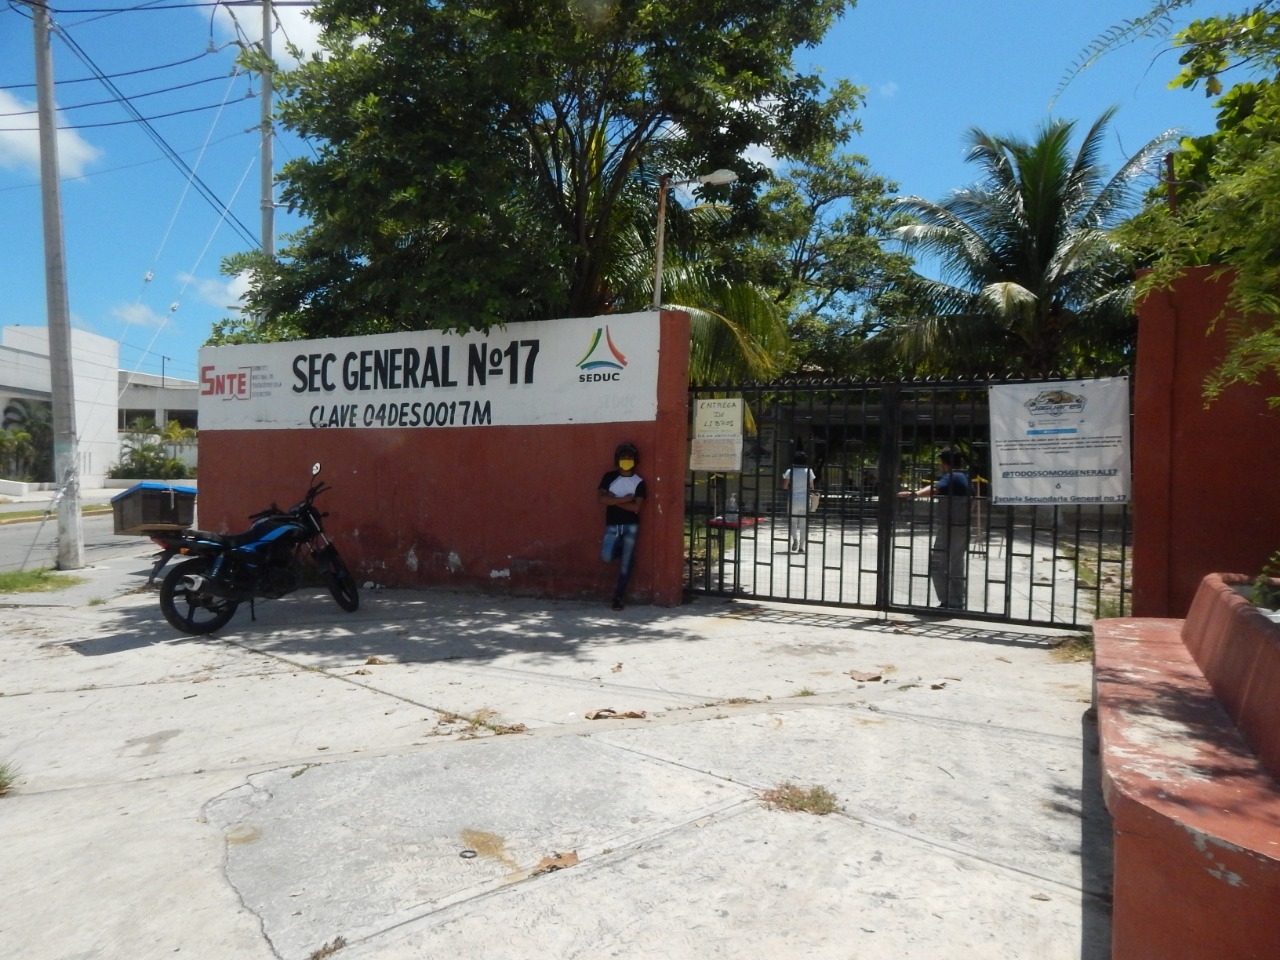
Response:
[782,467,816,512]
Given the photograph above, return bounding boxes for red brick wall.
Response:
[195,311,691,606]
[1133,268,1280,616]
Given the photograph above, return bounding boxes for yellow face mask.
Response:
[618,458,636,472]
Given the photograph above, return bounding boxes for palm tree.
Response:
[160,419,197,460]
[599,189,790,384]
[2,399,54,481]
[886,109,1177,376]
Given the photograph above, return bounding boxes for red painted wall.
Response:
[1133,268,1280,617]
[196,311,691,606]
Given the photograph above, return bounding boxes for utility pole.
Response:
[260,0,274,257]
[33,2,84,570]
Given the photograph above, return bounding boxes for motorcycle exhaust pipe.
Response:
[185,573,238,599]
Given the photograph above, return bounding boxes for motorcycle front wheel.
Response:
[159,557,240,635]
[318,545,360,612]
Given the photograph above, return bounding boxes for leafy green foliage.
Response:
[107,419,192,481]
[1,399,53,482]
[885,110,1175,377]
[1121,2,1280,405]
[224,0,857,350]
[1253,548,1280,608]
[725,143,915,377]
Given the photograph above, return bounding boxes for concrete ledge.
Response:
[1094,587,1280,960]
[1184,573,1280,777]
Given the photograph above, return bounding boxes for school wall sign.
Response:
[198,313,660,430]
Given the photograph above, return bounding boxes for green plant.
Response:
[1049,634,1095,663]
[308,937,346,960]
[761,782,841,815]
[1,398,53,481]
[0,760,19,796]
[437,708,527,737]
[1252,550,1280,609]
[0,568,85,593]
[107,419,192,480]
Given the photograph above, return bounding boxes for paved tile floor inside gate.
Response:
[711,516,1087,625]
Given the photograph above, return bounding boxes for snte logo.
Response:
[200,365,252,400]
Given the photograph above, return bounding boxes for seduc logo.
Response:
[200,365,252,400]
[576,326,628,383]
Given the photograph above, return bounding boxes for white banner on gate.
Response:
[988,378,1131,505]
[196,313,660,430]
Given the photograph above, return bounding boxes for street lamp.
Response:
[651,168,738,310]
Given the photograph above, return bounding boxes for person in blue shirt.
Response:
[898,447,971,609]
[598,442,646,610]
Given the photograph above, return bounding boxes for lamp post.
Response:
[651,168,738,310]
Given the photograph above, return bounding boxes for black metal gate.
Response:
[685,378,1131,628]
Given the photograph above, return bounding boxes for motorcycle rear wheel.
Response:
[160,557,240,635]
[318,545,360,612]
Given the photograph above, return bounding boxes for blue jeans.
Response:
[602,523,639,599]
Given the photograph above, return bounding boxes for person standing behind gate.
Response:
[598,442,646,610]
[781,451,817,554]
[898,447,971,609]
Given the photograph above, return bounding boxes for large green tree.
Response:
[726,143,914,376]
[884,110,1176,377]
[1116,1,1280,403]
[223,0,858,350]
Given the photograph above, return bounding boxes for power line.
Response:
[0,49,216,89]
[43,1,318,10]
[49,18,261,248]
[0,129,251,191]
[3,95,256,130]
[0,73,245,115]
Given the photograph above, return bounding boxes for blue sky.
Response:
[0,1,1221,385]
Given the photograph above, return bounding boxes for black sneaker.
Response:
[611,598,624,611]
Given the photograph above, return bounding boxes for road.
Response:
[0,511,154,574]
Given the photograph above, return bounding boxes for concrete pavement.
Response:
[0,540,1113,959]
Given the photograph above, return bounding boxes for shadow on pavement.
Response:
[64,586,730,667]
[1079,707,1114,960]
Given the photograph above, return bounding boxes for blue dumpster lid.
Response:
[110,482,198,503]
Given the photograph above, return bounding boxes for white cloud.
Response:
[112,302,171,329]
[211,6,324,68]
[878,82,899,99]
[180,271,251,310]
[743,143,779,172]
[0,90,102,178]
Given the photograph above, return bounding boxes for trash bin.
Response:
[111,482,197,536]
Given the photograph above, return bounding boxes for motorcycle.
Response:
[150,462,359,635]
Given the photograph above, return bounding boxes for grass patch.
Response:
[0,760,19,797]
[1049,633,1094,663]
[794,687,816,697]
[0,568,86,593]
[761,782,841,815]
[436,708,528,737]
[0,505,112,523]
[1063,542,1131,619]
[308,937,346,960]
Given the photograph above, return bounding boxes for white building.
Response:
[0,325,198,488]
